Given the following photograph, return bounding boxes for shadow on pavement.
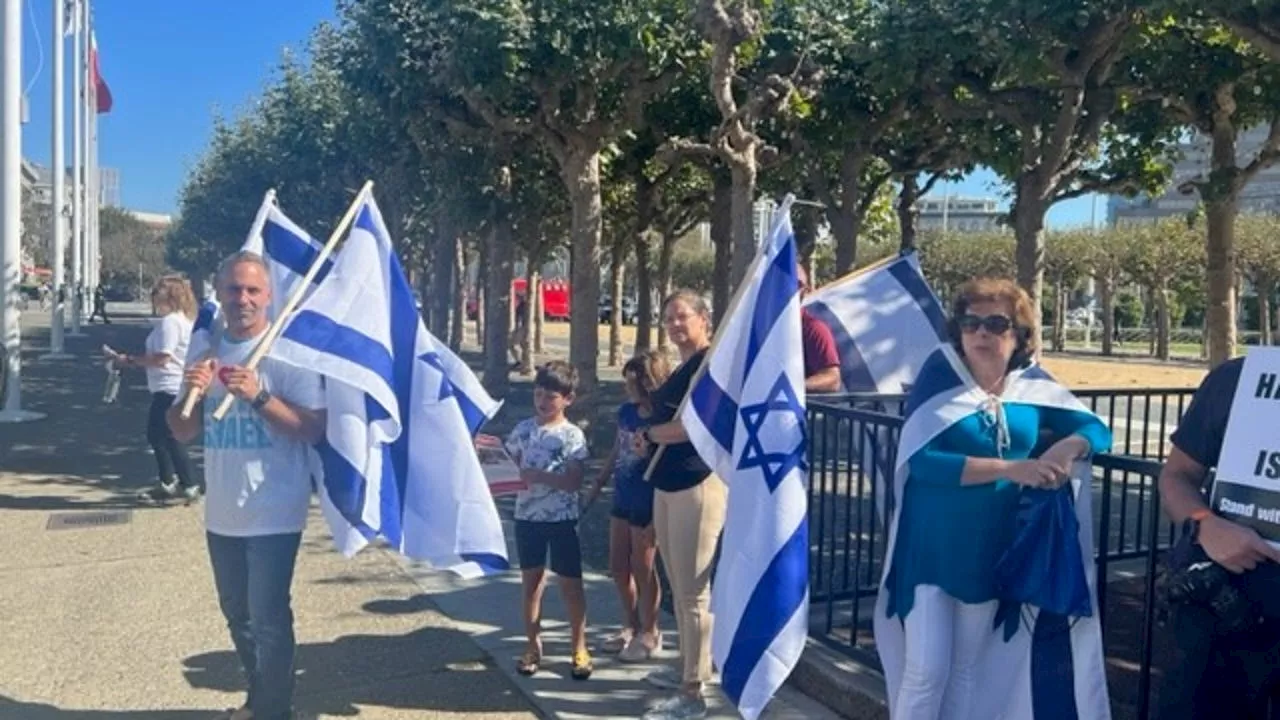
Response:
[182,625,531,717]
[0,696,220,718]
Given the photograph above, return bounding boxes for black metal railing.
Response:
[804,396,1180,719]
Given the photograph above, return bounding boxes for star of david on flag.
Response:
[680,195,809,720]
[737,374,807,492]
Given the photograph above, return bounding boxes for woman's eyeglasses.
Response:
[958,313,1013,335]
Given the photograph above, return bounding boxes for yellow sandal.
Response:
[571,649,593,680]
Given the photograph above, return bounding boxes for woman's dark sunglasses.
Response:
[958,313,1013,335]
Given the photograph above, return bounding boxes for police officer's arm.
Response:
[1160,447,1280,573]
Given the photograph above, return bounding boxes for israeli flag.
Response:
[188,195,330,361]
[681,196,808,720]
[802,252,947,394]
[272,187,508,578]
[873,345,1112,719]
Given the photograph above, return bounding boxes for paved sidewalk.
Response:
[0,306,838,720]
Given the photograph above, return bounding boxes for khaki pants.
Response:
[653,474,728,685]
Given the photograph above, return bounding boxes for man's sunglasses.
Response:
[958,313,1014,335]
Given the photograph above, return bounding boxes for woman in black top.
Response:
[632,289,727,720]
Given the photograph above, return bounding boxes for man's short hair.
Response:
[535,360,579,397]
[216,250,270,288]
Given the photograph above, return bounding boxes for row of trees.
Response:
[167,0,1280,422]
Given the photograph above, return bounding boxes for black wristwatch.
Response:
[250,388,272,410]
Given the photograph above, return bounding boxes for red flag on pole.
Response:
[89,31,111,113]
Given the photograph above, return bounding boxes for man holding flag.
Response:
[167,250,327,720]
[675,196,811,720]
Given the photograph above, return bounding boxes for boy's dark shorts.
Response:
[514,519,583,579]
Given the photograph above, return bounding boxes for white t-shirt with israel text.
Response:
[191,330,324,537]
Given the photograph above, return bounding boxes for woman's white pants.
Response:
[893,585,999,720]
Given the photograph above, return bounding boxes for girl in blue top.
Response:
[877,278,1111,720]
[588,349,671,662]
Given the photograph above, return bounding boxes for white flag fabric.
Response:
[680,196,808,720]
[873,345,1112,719]
[271,188,507,578]
[188,196,329,362]
[802,252,947,394]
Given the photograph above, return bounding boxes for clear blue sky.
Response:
[16,1,1101,227]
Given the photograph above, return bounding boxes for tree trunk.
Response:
[830,151,868,273]
[563,149,603,426]
[475,244,487,352]
[608,238,626,367]
[1052,280,1067,352]
[635,232,654,351]
[898,174,922,253]
[482,220,514,397]
[1205,197,1239,367]
[1012,186,1049,353]
[1155,281,1171,361]
[634,177,656,352]
[522,260,538,375]
[1260,278,1273,347]
[711,170,733,328]
[429,228,454,341]
[729,158,758,292]
[533,271,545,354]
[1099,274,1115,356]
[450,238,466,351]
[657,232,675,349]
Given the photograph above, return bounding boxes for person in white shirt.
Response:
[116,275,199,503]
[167,251,326,720]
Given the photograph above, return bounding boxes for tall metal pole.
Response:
[43,0,71,358]
[0,0,44,422]
[68,0,82,333]
[85,0,97,315]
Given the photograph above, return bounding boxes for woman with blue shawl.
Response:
[873,278,1114,720]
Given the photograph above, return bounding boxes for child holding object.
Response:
[504,361,593,679]
[588,350,670,662]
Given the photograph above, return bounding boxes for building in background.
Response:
[916,195,1005,233]
[24,160,121,212]
[1110,123,1280,226]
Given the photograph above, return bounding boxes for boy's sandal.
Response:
[516,651,541,676]
[571,649,594,680]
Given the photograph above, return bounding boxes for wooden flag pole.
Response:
[642,196,795,481]
[179,188,278,419]
[208,180,373,421]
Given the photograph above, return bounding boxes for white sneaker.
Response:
[645,665,682,690]
[619,631,660,662]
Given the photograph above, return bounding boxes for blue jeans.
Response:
[206,531,302,720]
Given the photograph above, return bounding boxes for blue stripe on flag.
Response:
[263,217,333,284]
[720,517,809,707]
[284,310,395,383]
[1031,611,1078,720]
[690,373,738,453]
[313,439,379,541]
[194,301,217,333]
[804,301,877,392]
[903,349,963,418]
[374,204,421,549]
[744,237,799,377]
[887,258,947,340]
